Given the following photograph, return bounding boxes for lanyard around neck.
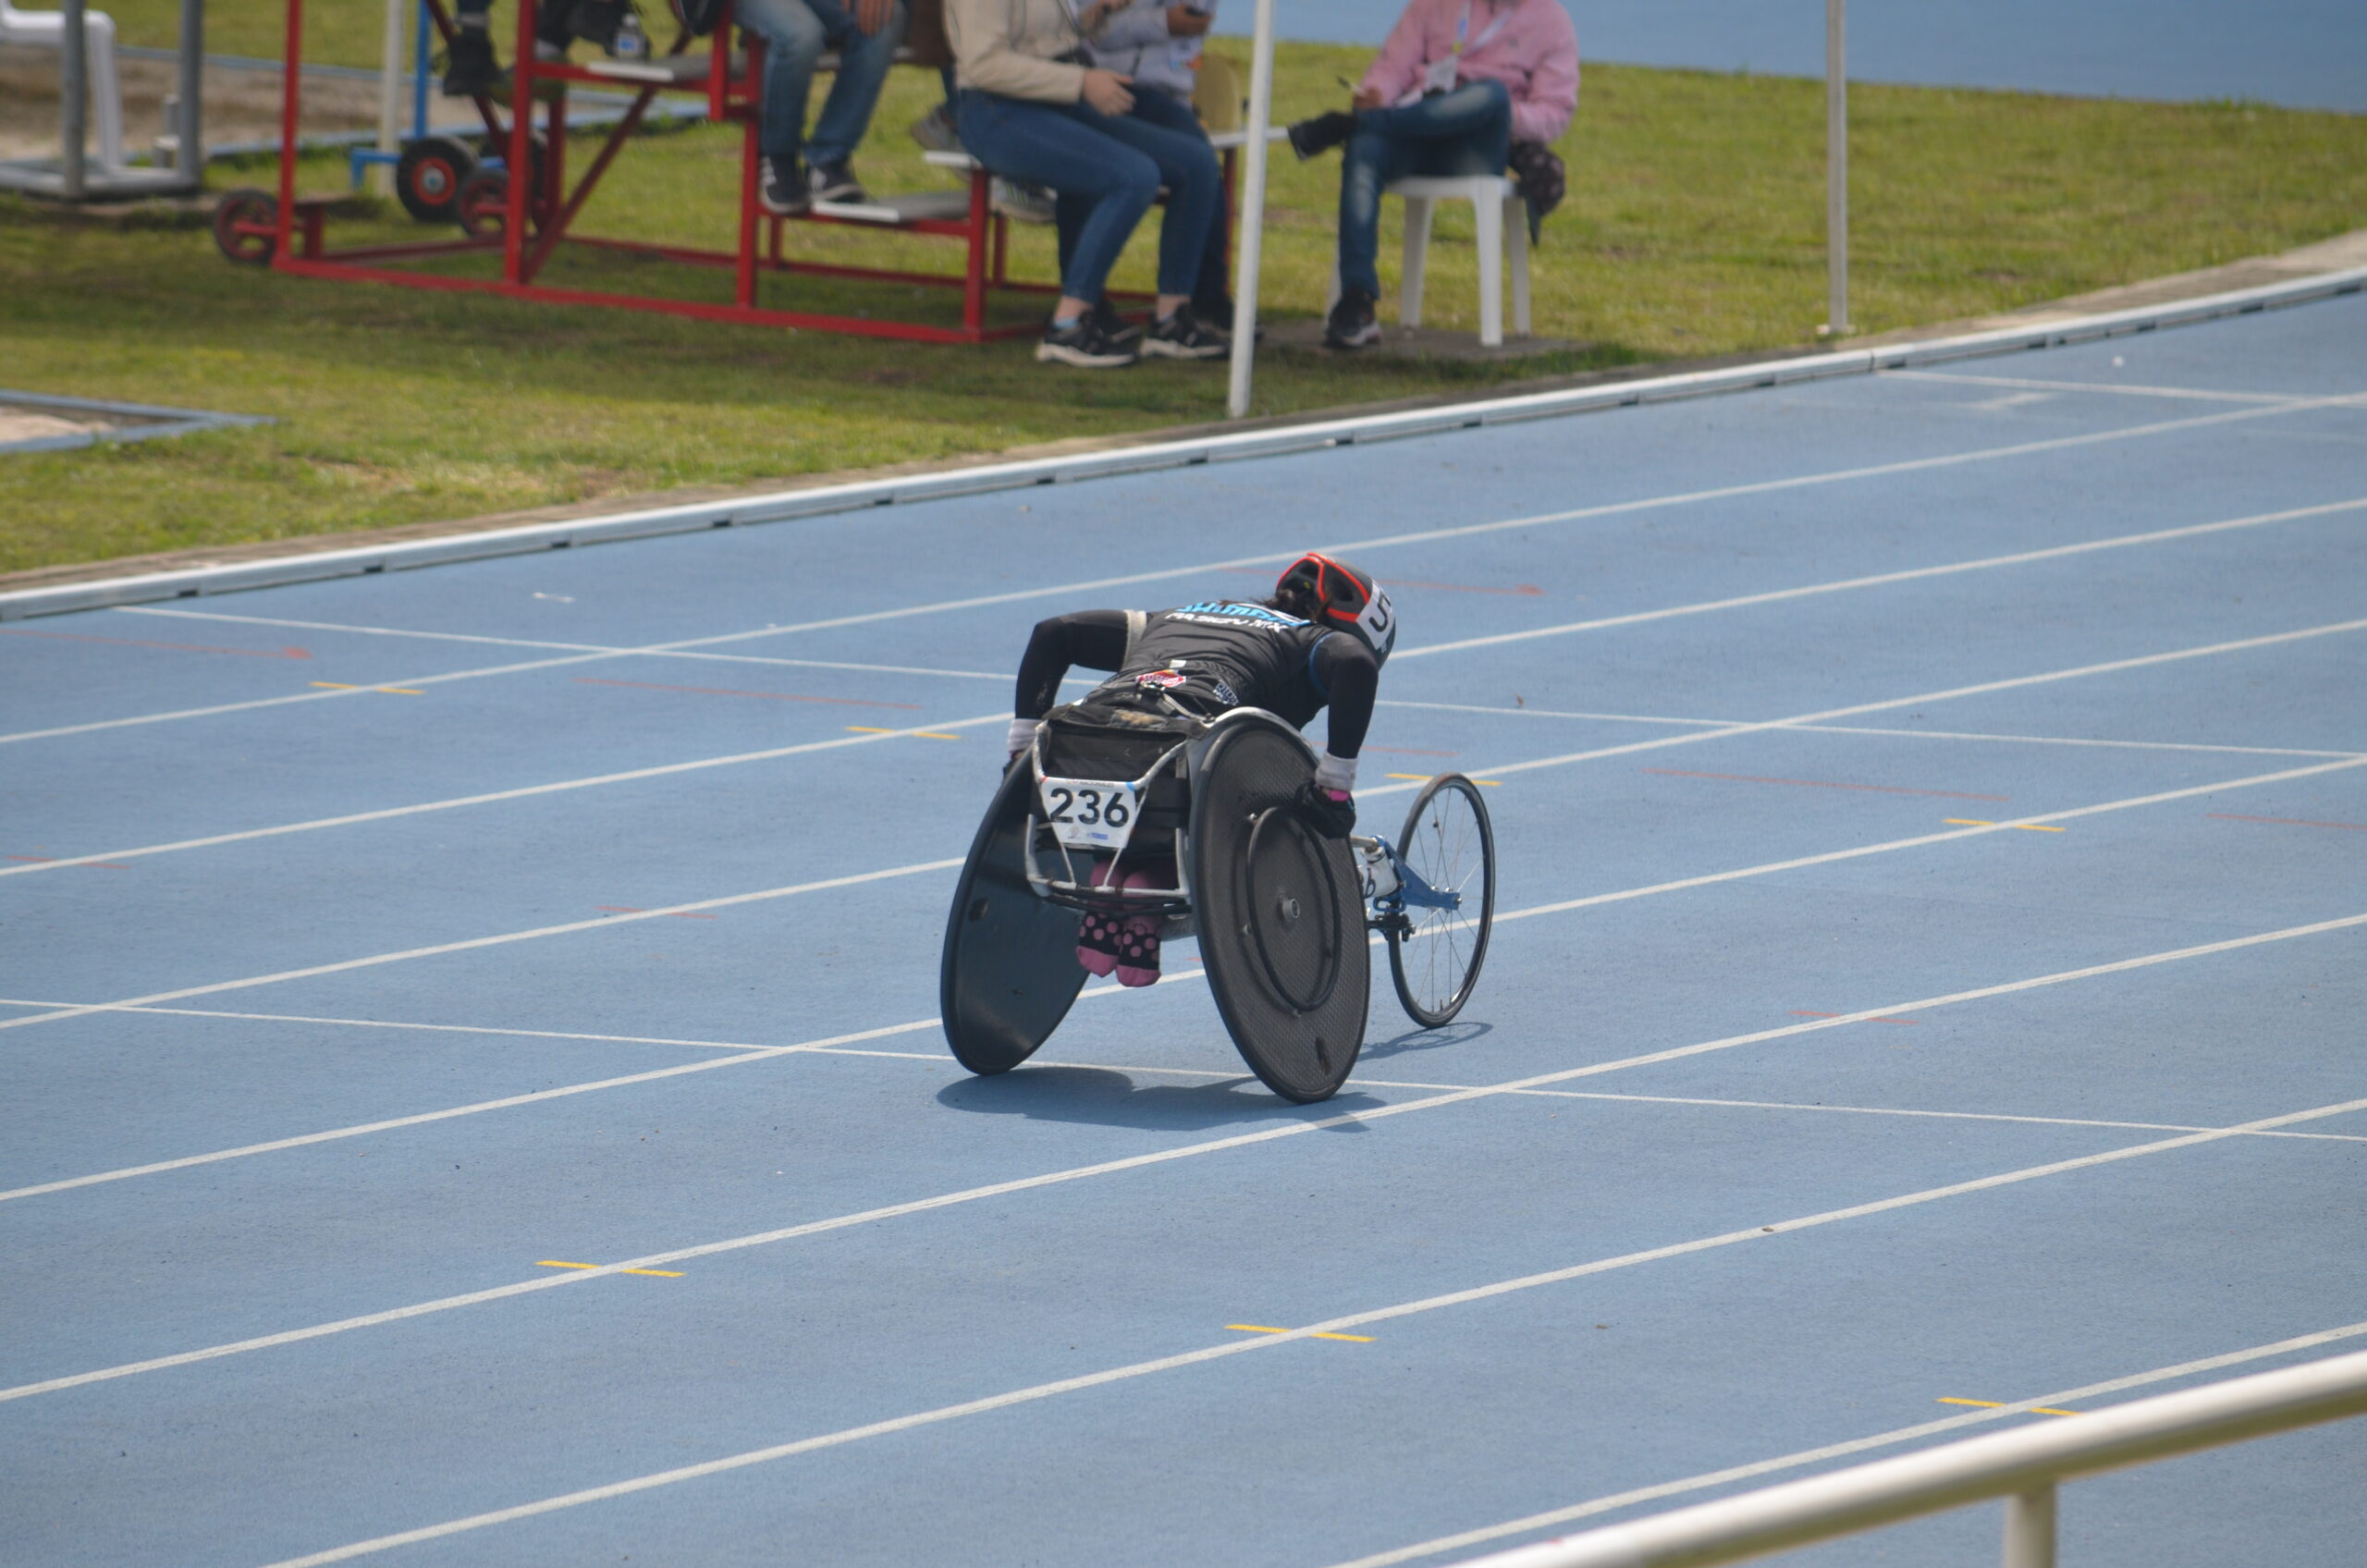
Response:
[1453,0,1514,58]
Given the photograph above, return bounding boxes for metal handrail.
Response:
[1444,1347,2367,1568]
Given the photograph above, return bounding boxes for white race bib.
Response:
[1037,777,1144,852]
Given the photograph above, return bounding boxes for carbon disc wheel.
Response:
[1387,773,1495,1028]
[1189,714,1368,1103]
[939,762,1088,1075]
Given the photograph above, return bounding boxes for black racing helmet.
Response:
[1276,551,1396,666]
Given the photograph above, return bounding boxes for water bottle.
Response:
[611,10,650,60]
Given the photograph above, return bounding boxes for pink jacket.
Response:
[1360,0,1579,146]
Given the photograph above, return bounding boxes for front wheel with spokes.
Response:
[1386,773,1495,1027]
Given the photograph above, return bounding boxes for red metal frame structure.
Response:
[262,0,1135,341]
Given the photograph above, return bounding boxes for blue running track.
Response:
[3,293,2364,1568]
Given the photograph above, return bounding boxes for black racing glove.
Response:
[1298,782,1356,839]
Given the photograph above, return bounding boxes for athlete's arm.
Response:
[1014,609,1131,718]
[1312,633,1380,774]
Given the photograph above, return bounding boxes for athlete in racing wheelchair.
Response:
[940,553,1497,1103]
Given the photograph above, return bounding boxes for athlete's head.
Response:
[1271,552,1396,666]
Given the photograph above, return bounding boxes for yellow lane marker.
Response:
[1944,818,2066,833]
[309,681,424,695]
[845,726,962,740]
[535,1259,685,1278]
[1227,1323,1375,1343]
[1385,773,1502,786]
[1938,1396,2079,1416]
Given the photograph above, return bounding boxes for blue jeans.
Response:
[956,87,1220,303]
[1337,79,1512,300]
[737,0,907,168]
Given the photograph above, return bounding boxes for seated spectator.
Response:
[1078,0,1237,329]
[739,0,909,212]
[439,0,586,95]
[1288,0,1576,349]
[948,0,1229,367]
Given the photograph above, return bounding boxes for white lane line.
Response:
[0,1000,768,1052]
[10,1002,2364,1149]
[0,711,1009,878]
[116,608,1014,682]
[1356,1084,2367,1145]
[1383,616,2367,801]
[1393,496,2367,662]
[0,855,966,1039]
[7,749,2359,1195]
[1380,696,2366,762]
[244,1093,2367,1568]
[1319,1317,2367,1568]
[1485,753,2367,915]
[10,909,2361,1401]
[1882,368,2322,405]
[9,400,2359,748]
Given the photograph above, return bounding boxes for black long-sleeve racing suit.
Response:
[1014,602,1380,764]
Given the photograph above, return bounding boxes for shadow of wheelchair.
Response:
[1360,1018,1492,1063]
[935,1063,1390,1132]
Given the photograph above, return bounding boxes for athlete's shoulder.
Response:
[1155,600,1316,631]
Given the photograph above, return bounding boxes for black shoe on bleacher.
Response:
[1287,109,1356,161]
[759,156,810,215]
[1093,297,1144,349]
[1143,303,1231,360]
[440,28,507,98]
[810,161,867,203]
[1036,314,1138,368]
[1325,288,1381,349]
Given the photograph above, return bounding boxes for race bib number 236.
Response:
[1037,777,1143,851]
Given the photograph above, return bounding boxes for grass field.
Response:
[4,6,2363,573]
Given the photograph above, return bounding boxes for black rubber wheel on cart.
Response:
[396,136,477,223]
[454,166,510,239]
[211,188,277,264]
[1386,773,1496,1028]
[1190,715,1368,1104]
[939,761,1089,1076]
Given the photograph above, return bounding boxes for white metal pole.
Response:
[1224,0,1278,420]
[1823,0,1848,335]
[176,0,205,180]
[60,0,89,199]
[2000,1485,2055,1568]
[376,0,407,195]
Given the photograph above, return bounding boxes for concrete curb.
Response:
[3,262,2360,622]
[0,388,275,458]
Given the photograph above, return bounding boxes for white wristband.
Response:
[1314,753,1356,792]
[1007,717,1044,756]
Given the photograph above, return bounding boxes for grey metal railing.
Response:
[1443,1346,2367,1568]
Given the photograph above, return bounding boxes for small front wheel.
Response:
[1387,773,1495,1027]
[396,136,477,223]
[212,188,277,264]
[454,166,509,239]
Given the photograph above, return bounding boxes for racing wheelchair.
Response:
[939,703,1496,1103]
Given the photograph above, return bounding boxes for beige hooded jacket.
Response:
[946,0,1089,102]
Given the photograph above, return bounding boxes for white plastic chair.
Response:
[1331,174,1532,348]
[0,0,130,172]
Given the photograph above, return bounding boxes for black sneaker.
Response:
[810,161,866,203]
[1325,288,1381,349]
[759,156,809,215]
[1192,297,1265,342]
[1092,297,1144,349]
[1142,302,1231,360]
[440,28,506,98]
[1036,314,1138,368]
[1287,109,1357,161]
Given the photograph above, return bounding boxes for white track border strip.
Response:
[1318,1319,2367,1568]
[3,266,2358,624]
[244,1096,2367,1568]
